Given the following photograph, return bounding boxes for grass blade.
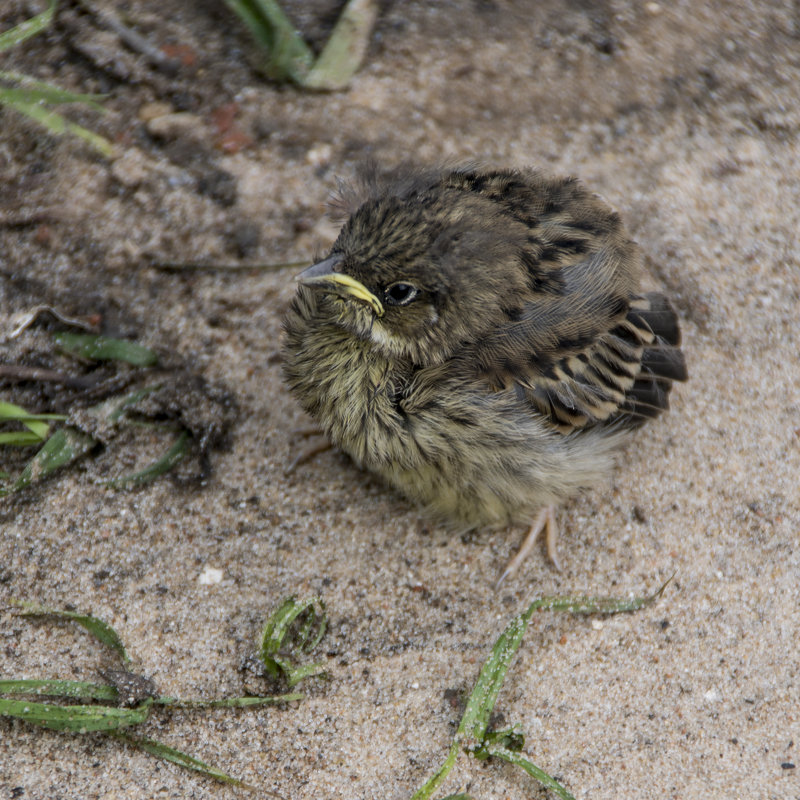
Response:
[486,745,576,800]
[0,0,56,52]
[0,70,106,109]
[0,88,113,156]
[104,430,191,489]
[223,0,314,83]
[53,332,158,366]
[1,427,97,495]
[0,400,64,440]
[259,596,327,687]
[303,0,377,90]
[155,693,302,708]
[0,431,48,446]
[411,581,673,799]
[113,732,244,785]
[15,603,131,664]
[0,697,152,732]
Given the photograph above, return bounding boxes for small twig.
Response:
[0,365,97,389]
[0,209,58,228]
[152,260,307,273]
[73,0,179,71]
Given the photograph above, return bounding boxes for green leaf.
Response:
[0,400,64,440]
[302,0,377,90]
[0,697,152,733]
[15,602,131,664]
[0,679,118,702]
[411,581,673,800]
[155,693,303,708]
[259,596,327,687]
[223,0,314,83]
[0,426,97,495]
[0,430,48,446]
[0,0,56,53]
[0,71,106,109]
[486,745,576,800]
[0,87,114,157]
[53,333,158,366]
[113,732,244,786]
[104,430,190,489]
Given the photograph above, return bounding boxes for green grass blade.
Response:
[259,596,327,685]
[486,745,576,800]
[15,603,131,664]
[458,603,535,744]
[0,697,152,732]
[1,427,97,495]
[0,71,106,109]
[0,0,56,52]
[0,431,47,446]
[527,577,673,617]
[0,679,118,702]
[155,693,302,708]
[302,0,376,90]
[223,0,314,82]
[53,332,158,366]
[410,739,461,800]
[0,88,113,156]
[0,400,63,439]
[411,581,672,798]
[104,429,191,488]
[105,385,162,423]
[113,732,244,785]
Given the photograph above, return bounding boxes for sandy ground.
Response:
[1,1,799,798]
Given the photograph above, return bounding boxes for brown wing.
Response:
[510,292,687,432]
[435,169,686,431]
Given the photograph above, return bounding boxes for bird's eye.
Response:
[384,282,419,306]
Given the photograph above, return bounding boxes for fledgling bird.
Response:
[282,165,687,579]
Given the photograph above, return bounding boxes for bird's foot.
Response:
[285,429,331,474]
[497,505,559,586]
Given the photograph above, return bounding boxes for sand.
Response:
[1,1,798,798]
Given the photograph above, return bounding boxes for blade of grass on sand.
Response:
[302,0,377,90]
[0,0,56,52]
[260,596,327,687]
[0,400,65,440]
[411,581,671,800]
[0,87,113,157]
[0,71,106,109]
[104,429,191,489]
[155,693,303,708]
[15,602,131,664]
[0,697,152,733]
[53,332,158,367]
[113,732,245,786]
[0,679,119,702]
[481,744,575,800]
[0,426,97,495]
[0,430,48,446]
[223,0,314,83]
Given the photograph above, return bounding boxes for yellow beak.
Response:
[297,256,384,317]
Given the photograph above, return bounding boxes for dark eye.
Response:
[384,282,419,306]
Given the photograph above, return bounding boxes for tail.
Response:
[615,292,688,426]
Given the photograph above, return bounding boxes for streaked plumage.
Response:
[283,165,687,573]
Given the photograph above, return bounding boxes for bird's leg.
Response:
[497,505,560,585]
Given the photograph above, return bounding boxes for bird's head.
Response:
[296,190,531,366]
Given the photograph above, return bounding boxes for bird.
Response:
[282,164,687,580]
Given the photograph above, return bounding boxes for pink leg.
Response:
[497,505,560,586]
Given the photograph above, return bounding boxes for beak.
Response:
[296,255,384,317]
